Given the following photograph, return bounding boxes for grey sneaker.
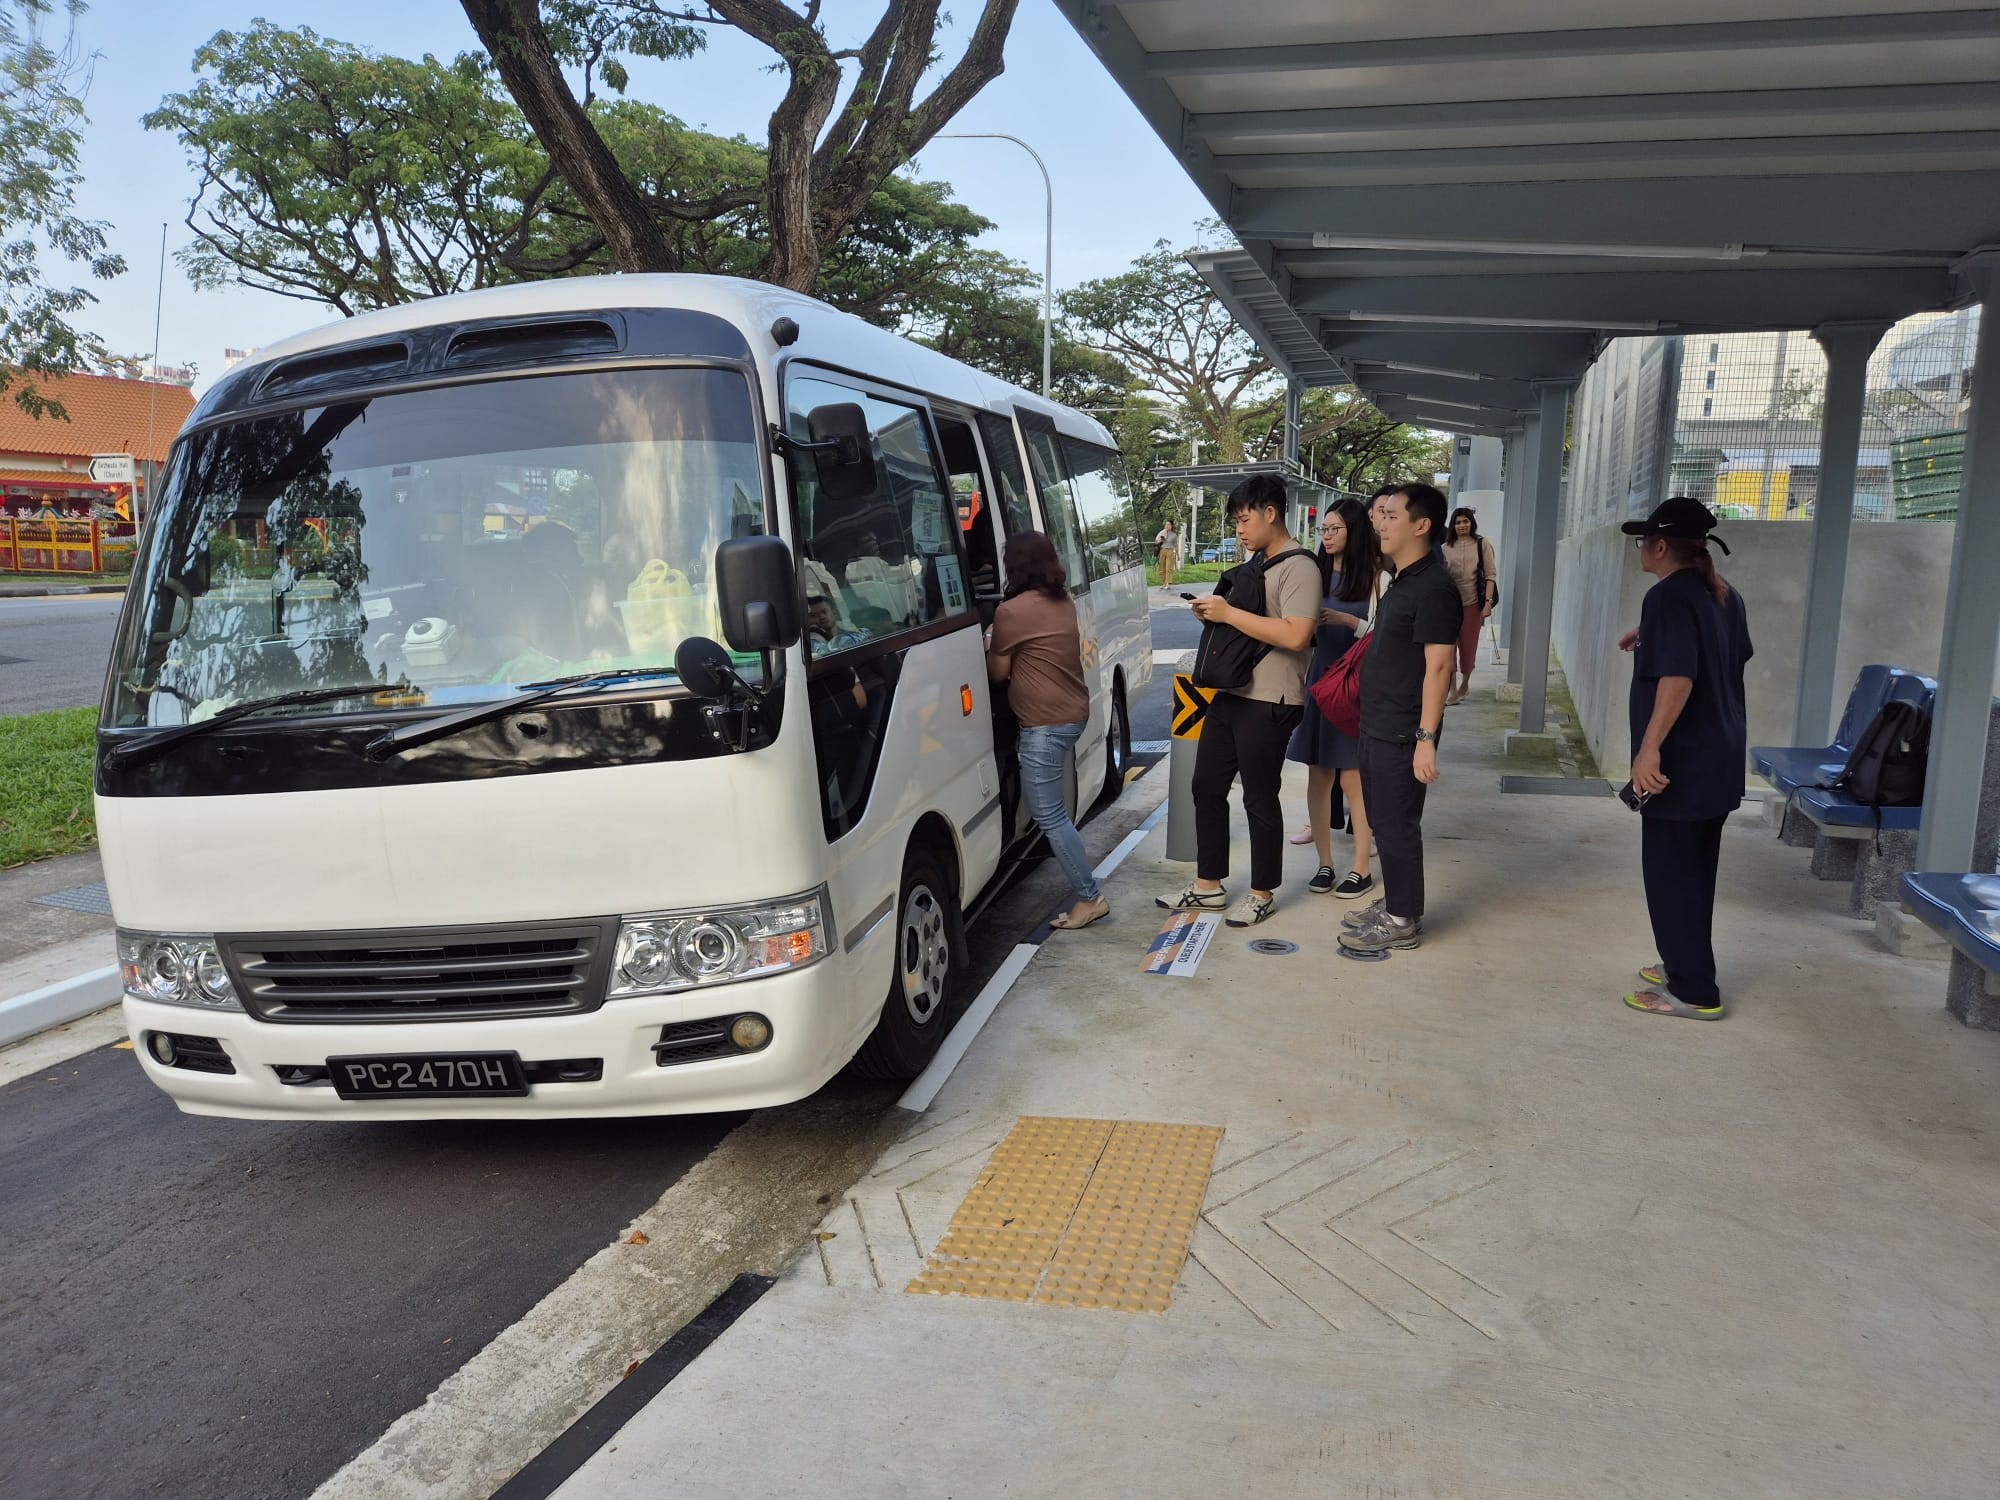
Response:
[1338,913,1422,954]
[1341,897,1386,930]
[1225,891,1277,927]
[1157,882,1228,912]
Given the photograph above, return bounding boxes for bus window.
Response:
[1060,437,1140,581]
[1019,421,1089,595]
[787,375,972,653]
[934,413,999,599]
[974,411,1036,538]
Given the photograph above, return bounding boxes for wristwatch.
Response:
[1415,728,1438,745]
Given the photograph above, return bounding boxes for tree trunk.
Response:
[458,0,673,273]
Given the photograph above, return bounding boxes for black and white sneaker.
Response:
[1308,865,1337,894]
[1333,871,1374,900]
[1157,882,1228,912]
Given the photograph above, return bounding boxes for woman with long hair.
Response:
[1617,498,1754,1020]
[1283,495,1382,899]
[987,530,1107,930]
[1439,506,1498,705]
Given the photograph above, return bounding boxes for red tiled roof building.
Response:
[0,370,195,521]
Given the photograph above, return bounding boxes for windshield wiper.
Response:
[364,668,679,761]
[105,684,421,768]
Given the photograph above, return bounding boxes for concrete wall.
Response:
[1553,520,1965,778]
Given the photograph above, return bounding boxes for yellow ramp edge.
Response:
[907,1116,1225,1314]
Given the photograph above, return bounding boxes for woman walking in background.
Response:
[1439,507,1498,706]
[1285,496,1382,899]
[987,531,1108,931]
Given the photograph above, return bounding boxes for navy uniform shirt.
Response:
[1358,547,1463,743]
[1629,566,1754,821]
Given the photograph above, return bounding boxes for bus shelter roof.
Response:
[1056,0,2000,433]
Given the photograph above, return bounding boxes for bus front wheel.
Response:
[849,844,966,1081]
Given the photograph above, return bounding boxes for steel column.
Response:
[1498,431,1528,648]
[1505,416,1543,684]
[1918,258,2000,874]
[1516,382,1575,731]
[1791,322,1891,745]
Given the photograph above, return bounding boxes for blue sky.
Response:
[69,0,1214,392]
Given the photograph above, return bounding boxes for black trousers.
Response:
[1359,734,1429,920]
[1641,813,1727,1006]
[1193,692,1303,892]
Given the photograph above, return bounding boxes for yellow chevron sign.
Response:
[1171,675,1214,740]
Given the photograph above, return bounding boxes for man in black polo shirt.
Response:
[1339,483,1462,954]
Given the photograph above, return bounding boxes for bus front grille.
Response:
[223,919,618,1023]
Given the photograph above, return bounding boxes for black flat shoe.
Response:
[1308,865,1336,894]
[1333,871,1375,899]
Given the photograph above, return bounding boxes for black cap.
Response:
[1621,496,1730,554]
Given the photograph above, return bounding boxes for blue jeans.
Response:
[1017,721,1101,903]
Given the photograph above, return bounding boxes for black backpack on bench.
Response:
[1777,698,1932,846]
[1190,547,1312,692]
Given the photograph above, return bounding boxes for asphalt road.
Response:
[1134,590,1201,744]
[0,593,123,715]
[0,663,1172,1500]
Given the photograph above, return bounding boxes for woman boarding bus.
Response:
[97,275,1150,1120]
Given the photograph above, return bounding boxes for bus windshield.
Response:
[107,366,766,729]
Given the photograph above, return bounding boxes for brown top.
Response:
[1440,536,1498,607]
[990,589,1090,727]
[1243,552,1325,705]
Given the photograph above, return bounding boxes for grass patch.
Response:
[0,707,99,868]
[1145,559,1228,587]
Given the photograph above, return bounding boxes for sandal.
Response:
[1638,962,1666,987]
[1623,988,1725,1021]
[1051,898,1110,931]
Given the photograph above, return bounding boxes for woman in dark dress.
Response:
[1285,495,1383,898]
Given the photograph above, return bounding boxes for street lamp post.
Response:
[932,132,1053,397]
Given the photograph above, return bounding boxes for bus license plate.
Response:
[327,1052,528,1099]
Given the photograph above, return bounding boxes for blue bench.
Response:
[1752,664,1935,795]
[1901,872,2000,1029]
[1790,788,1923,834]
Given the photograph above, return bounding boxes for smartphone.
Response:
[1617,781,1651,812]
[1180,592,1198,600]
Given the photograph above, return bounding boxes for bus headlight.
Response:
[117,931,244,1012]
[608,891,830,999]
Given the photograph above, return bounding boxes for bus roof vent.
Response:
[442,317,622,370]
[255,340,413,400]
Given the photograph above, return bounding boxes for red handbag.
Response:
[1310,633,1372,738]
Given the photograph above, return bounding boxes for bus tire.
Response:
[1099,678,1131,803]
[848,844,966,1082]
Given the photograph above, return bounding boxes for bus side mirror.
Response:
[805,403,878,503]
[715,535,801,651]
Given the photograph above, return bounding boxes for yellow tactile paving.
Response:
[906,1116,1225,1314]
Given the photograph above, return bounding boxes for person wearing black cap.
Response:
[1617,497,1754,1020]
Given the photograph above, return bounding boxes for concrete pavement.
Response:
[549,684,2000,1499]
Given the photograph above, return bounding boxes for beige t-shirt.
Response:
[1440,536,1497,607]
[989,589,1090,727]
[1241,551,1323,705]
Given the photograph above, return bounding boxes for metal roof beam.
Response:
[1219,132,2000,183]
[1313,330,1600,383]
[1143,10,2000,77]
[1232,175,2000,257]
[1294,266,1954,328]
[1187,83,2000,145]
[1356,371,1541,411]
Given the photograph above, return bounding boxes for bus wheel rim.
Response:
[899,885,949,1025]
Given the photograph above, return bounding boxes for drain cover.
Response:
[1337,945,1390,962]
[1247,938,1298,956]
[31,881,113,916]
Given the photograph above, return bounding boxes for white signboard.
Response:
[89,453,135,485]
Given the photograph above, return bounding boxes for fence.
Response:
[0,517,135,574]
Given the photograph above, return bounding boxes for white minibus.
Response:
[96,275,1151,1119]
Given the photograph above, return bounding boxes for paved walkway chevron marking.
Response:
[800,1120,1507,1348]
